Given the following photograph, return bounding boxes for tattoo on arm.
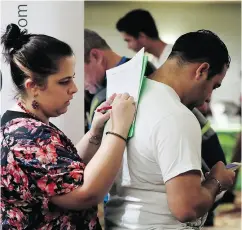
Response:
[89,134,102,145]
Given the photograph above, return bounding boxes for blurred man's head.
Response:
[116,9,159,52]
[84,29,111,94]
[165,29,230,108]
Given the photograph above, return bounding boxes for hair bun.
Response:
[1,23,29,62]
[2,24,22,50]
[1,23,29,52]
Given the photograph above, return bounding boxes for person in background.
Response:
[105,29,235,230]
[1,23,136,229]
[84,28,156,125]
[116,9,173,69]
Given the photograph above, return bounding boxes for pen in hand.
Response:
[96,106,112,113]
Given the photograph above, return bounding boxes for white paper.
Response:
[106,47,145,102]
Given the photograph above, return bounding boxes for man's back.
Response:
[106,78,206,229]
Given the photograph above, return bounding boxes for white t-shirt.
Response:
[151,44,173,68]
[105,78,207,230]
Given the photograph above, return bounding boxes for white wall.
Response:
[85,1,241,105]
[1,1,84,144]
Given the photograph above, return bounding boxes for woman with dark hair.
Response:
[1,23,135,229]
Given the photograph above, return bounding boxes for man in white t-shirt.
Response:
[116,9,172,68]
[105,30,235,229]
[116,9,231,227]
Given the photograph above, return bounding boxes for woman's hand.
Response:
[91,93,136,138]
[90,94,116,135]
[110,93,136,138]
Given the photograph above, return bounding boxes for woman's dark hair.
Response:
[1,23,74,95]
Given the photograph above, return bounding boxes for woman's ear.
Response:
[25,79,39,97]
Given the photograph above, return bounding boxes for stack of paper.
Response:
[106,47,148,138]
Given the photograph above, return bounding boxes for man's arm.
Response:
[166,171,218,222]
[154,113,235,223]
[166,161,235,223]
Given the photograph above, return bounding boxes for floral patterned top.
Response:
[1,110,101,230]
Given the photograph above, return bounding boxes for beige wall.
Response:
[85,1,241,105]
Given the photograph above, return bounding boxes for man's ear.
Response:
[138,32,148,42]
[90,49,103,64]
[195,62,210,80]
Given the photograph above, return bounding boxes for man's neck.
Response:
[148,61,188,105]
[146,39,167,59]
[104,50,123,69]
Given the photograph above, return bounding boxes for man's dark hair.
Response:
[116,9,159,39]
[169,29,231,79]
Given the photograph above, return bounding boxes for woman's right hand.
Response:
[110,93,136,138]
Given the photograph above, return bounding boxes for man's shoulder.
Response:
[150,109,201,144]
[175,109,199,125]
[154,104,200,132]
[94,87,106,99]
[139,83,199,130]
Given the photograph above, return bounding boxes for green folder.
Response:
[128,55,148,138]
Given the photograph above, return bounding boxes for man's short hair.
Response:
[116,9,159,39]
[84,29,111,63]
[169,29,231,79]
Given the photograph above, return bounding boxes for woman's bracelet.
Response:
[106,131,127,143]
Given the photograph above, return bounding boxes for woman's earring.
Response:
[32,100,39,109]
